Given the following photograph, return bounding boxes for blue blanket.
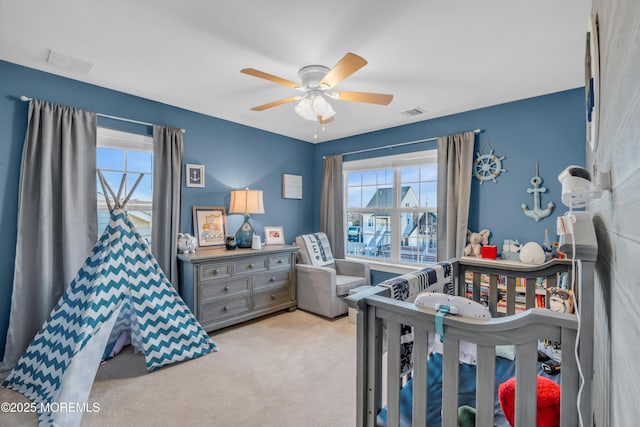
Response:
[376,353,559,427]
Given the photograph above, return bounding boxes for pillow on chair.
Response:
[295,233,335,267]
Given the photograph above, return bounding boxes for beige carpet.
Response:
[0,310,357,427]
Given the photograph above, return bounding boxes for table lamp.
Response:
[229,188,265,248]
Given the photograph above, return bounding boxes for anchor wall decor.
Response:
[521,161,554,222]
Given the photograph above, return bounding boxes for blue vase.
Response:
[235,215,255,248]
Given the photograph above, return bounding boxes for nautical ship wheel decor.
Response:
[474,141,506,184]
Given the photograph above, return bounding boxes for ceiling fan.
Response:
[241,52,393,124]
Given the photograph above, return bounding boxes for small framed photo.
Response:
[192,206,226,248]
[264,226,285,245]
[186,164,205,188]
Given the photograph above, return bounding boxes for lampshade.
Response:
[229,189,265,215]
[294,93,336,122]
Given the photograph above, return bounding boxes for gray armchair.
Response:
[295,233,370,318]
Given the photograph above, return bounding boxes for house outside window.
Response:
[96,127,153,242]
[344,149,437,265]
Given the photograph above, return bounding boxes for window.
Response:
[96,128,153,242]
[344,150,437,265]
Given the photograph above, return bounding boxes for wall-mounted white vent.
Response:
[401,107,425,117]
[47,49,94,74]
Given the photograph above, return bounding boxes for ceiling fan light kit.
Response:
[241,52,393,126]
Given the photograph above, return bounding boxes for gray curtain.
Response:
[152,125,183,289]
[436,131,475,260]
[1,99,97,372]
[320,155,345,259]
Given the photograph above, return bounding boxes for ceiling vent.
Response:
[401,107,425,117]
[47,49,94,74]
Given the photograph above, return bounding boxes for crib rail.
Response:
[346,257,593,427]
[363,295,578,426]
[455,257,573,317]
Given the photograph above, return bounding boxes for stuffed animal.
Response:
[464,229,490,257]
[177,233,197,254]
[499,376,561,427]
[519,242,546,265]
[547,287,574,314]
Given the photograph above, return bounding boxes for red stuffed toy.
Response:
[498,376,561,427]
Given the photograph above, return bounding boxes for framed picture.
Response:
[282,174,302,199]
[585,14,600,152]
[192,206,226,248]
[264,226,285,245]
[186,164,205,188]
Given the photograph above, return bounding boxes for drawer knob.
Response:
[213,269,219,275]
[224,305,230,311]
[270,276,275,282]
[248,263,254,269]
[224,286,230,292]
[271,294,276,300]
[277,259,283,264]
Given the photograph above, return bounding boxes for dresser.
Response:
[178,245,297,332]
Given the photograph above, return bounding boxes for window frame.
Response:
[343,149,438,270]
[96,127,154,238]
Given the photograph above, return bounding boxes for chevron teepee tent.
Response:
[2,173,216,426]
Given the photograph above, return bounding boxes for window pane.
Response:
[400,183,419,208]
[127,151,153,173]
[401,166,420,183]
[362,212,391,260]
[127,174,153,202]
[399,211,437,263]
[347,172,362,186]
[97,147,124,170]
[362,171,377,185]
[420,164,437,181]
[362,186,377,208]
[347,186,362,208]
[420,182,437,208]
[378,169,393,185]
[346,212,364,256]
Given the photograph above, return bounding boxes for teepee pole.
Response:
[115,173,127,209]
[97,170,114,212]
[122,173,145,208]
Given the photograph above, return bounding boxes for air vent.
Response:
[401,107,425,117]
[47,49,94,74]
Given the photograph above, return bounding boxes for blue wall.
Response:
[314,88,586,265]
[0,60,315,360]
[0,58,586,360]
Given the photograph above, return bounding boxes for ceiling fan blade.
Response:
[250,96,299,111]
[319,52,368,88]
[241,68,300,89]
[334,91,393,105]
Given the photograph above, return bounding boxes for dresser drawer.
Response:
[199,297,250,322]
[234,256,268,275]
[253,286,292,310]
[199,261,232,281]
[253,271,290,291]
[199,277,250,302]
[269,253,291,270]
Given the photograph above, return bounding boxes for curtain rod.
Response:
[325,128,482,158]
[19,96,186,134]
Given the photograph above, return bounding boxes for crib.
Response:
[345,254,595,427]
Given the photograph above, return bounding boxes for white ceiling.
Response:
[0,0,591,143]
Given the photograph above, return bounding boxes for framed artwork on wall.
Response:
[186,164,205,188]
[192,206,226,248]
[264,226,285,245]
[282,174,302,199]
[585,14,600,152]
